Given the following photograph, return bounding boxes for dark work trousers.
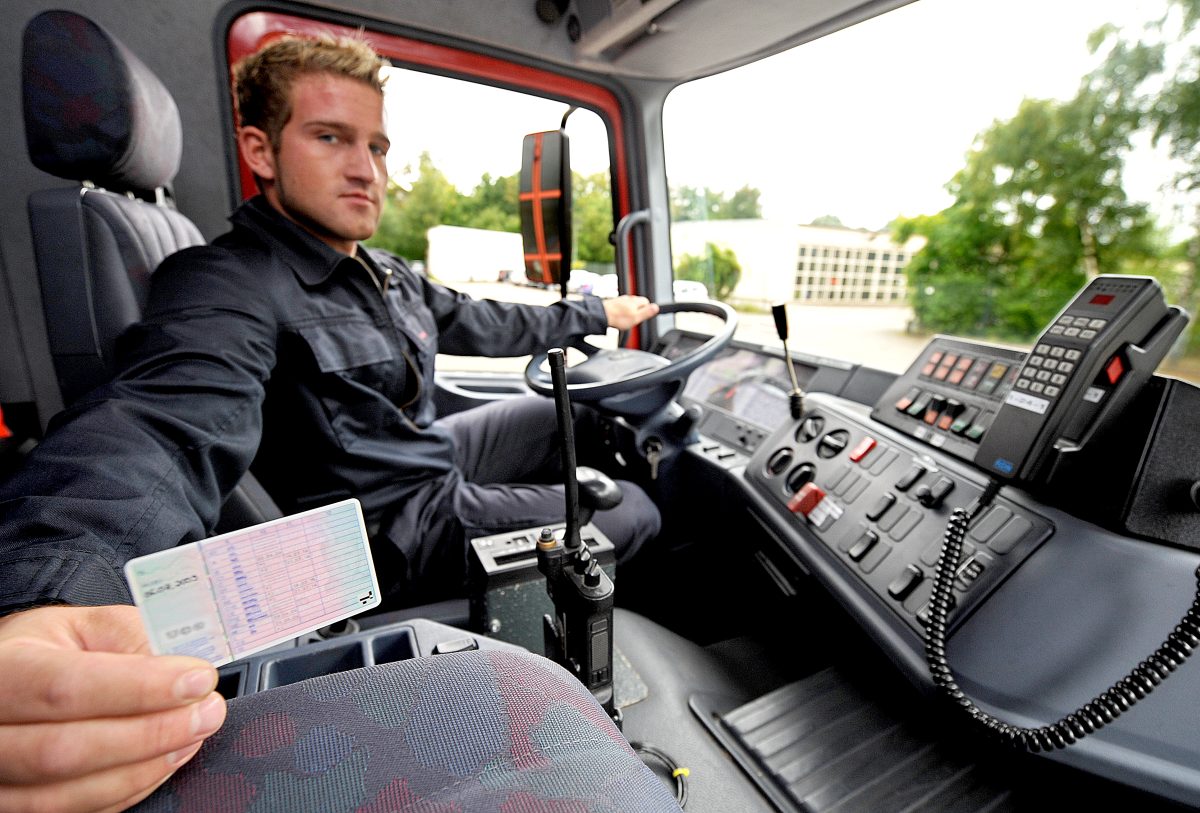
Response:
[377,397,660,604]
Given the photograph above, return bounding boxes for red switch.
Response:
[787,482,826,516]
[1105,355,1125,385]
[849,437,876,462]
[787,482,844,529]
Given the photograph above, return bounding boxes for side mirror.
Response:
[520,129,572,297]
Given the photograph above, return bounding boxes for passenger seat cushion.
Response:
[134,650,684,812]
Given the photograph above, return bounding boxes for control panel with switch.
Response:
[746,395,1052,634]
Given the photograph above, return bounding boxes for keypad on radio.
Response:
[1011,317,1096,403]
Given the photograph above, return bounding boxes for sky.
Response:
[384,0,1190,235]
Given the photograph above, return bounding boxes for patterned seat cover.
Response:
[135,649,683,812]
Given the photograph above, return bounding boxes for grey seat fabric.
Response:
[133,649,684,813]
[28,186,205,404]
[21,9,280,527]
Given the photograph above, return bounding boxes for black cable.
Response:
[630,741,688,807]
[924,480,1200,752]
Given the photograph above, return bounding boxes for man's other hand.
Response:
[0,605,226,813]
[602,295,660,331]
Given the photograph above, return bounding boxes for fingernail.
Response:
[176,668,216,700]
[191,694,226,736]
[167,741,203,766]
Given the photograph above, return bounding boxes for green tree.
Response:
[670,185,762,221]
[675,242,742,300]
[809,214,845,227]
[721,186,763,219]
[366,152,460,262]
[1087,0,1200,349]
[898,90,1158,339]
[573,171,615,264]
[453,172,519,233]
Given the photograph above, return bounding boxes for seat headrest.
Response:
[22,10,182,193]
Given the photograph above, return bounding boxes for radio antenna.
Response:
[548,348,582,550]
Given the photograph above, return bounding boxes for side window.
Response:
[367,67,617,373]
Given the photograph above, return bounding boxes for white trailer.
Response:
[425,224,525,284]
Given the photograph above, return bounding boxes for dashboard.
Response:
[659,328,1200,807]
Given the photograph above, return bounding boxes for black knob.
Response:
[772,302,790,341]
[915,484,935,507]
[577,467,623,512]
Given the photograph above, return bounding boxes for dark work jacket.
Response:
[0,196,607,613]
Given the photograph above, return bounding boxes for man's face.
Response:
[258,73,390,256]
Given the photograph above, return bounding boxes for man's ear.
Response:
[238,126,276,184]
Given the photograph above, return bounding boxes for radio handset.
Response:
[973,276,1188,484]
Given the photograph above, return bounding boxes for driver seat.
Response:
[21,9,278,531]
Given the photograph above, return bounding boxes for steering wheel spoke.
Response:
[525,301,737,417]
[571,335,605,357]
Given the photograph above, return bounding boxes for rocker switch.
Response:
[888,565,924,601]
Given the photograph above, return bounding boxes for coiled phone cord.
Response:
[923,482,1200,752]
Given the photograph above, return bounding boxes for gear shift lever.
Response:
[773,302,806,420]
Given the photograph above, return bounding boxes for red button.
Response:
[787,482,826,516]
[1105,355,1125,385]
[849,437,876,462]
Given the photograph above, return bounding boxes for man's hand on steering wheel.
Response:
[602,295,659,330]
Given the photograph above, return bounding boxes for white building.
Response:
[671,219,924,306]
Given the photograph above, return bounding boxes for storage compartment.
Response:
[259,642,365,689]
[368,628,418,665]
[216,664,246,699]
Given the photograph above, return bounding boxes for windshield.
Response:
[664,0,1200,385]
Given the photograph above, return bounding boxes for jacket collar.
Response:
[230,196,365,286]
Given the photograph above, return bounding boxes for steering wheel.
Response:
[524,301,738,416]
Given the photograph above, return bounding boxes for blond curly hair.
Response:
[233,34,388,149]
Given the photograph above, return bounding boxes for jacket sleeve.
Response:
[407,265,610,357]
[0,246,279,614]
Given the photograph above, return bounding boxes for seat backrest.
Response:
[22,9,204,404]
[21,10,280,527]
